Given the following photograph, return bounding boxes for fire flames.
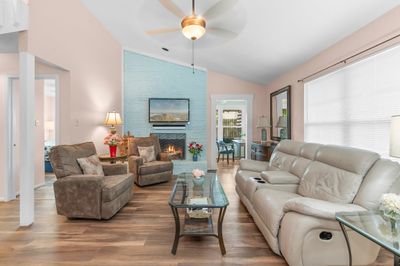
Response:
[167,145,176,153]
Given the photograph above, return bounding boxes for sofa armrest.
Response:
[159,152,172,161]
[128,155,144,176]
[261,170,300,184]
[53,175,104,219]
[102,163,127,176]
[283,197,367,220]
[239,159,269,172]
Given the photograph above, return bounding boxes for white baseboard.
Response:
[15,182,46,197]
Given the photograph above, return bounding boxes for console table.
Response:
[250,141,278,161]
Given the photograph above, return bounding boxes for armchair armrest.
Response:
[283,197,367,220]
[53,175,104,219]
[128,155,144,176]
[102,163,127,176]
[239,159,269,172]
[159,152,172,161]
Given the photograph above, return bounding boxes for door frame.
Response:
[3,74,60,201]
[210,94,253,170]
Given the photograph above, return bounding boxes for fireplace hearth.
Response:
[152,133,186,160]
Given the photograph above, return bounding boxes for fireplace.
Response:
[152,133,186,160]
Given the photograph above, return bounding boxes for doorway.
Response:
[210,95,253,170]
[6,75,58,200]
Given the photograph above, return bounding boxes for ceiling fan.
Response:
[146,0,239,41]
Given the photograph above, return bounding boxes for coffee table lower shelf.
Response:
[170,206,227,255]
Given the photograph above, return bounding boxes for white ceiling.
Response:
[81,0,400,85]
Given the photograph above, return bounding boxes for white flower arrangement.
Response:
[192,169,205,179]
[379,193,400,220]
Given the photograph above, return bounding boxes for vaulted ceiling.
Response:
[81,0,399,85]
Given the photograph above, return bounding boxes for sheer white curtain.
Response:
[304,44,400,159]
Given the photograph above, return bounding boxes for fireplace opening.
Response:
[151,133,186,160]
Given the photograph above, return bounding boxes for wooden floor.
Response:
[0,162,393,266]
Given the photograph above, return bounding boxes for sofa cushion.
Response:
[269,151,298,172]
[77,155,104,176]
[354,159,400,209]
[139,161,173,175]
[235,170,260,193]
[261,171,299,184]
[253,188,301,237]
[49,142,97,179]
[298,161,363,204]
[289,157,312,178]
[102,174,133,202]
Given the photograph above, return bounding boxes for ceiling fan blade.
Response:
[203,0,239,20]
[159,0,185,18]
[146,28,180,35]
[207,27,238,39]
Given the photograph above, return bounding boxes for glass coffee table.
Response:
[168,172,229,255]
[336,211,400,266]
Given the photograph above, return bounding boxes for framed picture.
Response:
[270,86,291,141]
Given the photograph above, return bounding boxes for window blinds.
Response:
[304,44,400,159]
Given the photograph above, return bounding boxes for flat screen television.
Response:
[148,98,190,123]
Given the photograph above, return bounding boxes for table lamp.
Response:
[104,111,123,134]
[276,116,288,139]
[257,115,271,142]
[390,115,400,158]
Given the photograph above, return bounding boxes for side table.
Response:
[98,154,127,164]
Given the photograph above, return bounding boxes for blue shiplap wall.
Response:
[124,50,207,172]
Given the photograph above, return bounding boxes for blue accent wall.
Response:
[124,50,207,172]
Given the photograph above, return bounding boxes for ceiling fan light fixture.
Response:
[181,15,206,40]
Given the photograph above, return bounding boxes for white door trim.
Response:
[3,74,60,202]
[210,94,254,170]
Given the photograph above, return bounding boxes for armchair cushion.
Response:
[102,174,134,202]
[261,171,300,184]
[137,145,156,162]
[283,197,366,220]
[77,155,104,176]
[49,142,97,178]
[139,160,173,175]
[102,163,128,176]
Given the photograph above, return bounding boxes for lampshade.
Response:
[257,115,271,128]
[390,115,400,158]
[276,116,287,128]
[181,15,206,40]
[104,111,123,126]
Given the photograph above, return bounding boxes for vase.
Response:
[192,154,198,161]
[109,145,117,158]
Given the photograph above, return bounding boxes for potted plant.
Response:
[104,133,123,158]
[188,141,203,161]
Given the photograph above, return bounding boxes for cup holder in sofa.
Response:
[253,177,262,181]
[257,180,266,184]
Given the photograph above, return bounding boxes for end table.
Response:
[98,154,127,164]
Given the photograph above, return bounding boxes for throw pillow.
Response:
[77,155,105,176]
[138,145,156,163]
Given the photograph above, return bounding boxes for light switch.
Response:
[74,120,79,127]
[34,120,39,126]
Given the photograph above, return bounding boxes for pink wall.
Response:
[20,0,122,153]
[207,70,268,163]
[265,6,400,141]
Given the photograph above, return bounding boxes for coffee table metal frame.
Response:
[168,172,229,255]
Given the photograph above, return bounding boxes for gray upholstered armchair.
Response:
[49,142,134,219]
[128,135,173,186]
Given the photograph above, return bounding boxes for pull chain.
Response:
[192,40,195,74]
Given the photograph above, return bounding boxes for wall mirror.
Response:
[270,86,291,141]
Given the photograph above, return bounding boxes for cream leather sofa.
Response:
[235,140,400,266]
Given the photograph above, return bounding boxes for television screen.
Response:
[149,98,190,123]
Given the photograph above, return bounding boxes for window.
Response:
[222,109,242,139]
[304,44,400,158]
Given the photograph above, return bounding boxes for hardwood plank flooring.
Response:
[0,162,393,265]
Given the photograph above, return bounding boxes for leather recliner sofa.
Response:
[236,140,400,266]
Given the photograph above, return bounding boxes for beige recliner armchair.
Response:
[235,140,400,266]
[128,135,173,186]
[49,142,134,220]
